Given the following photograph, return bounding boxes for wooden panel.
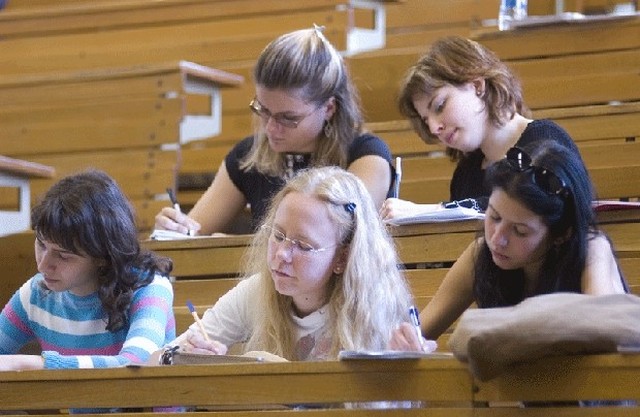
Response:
[0,11,349,77]
[26,149,178,199]
[0,0,343,38]
[0,360,473,410]
[1,98,182,155]
[473,16,640,60]
[474,354,640,403]
[396,231,477,266]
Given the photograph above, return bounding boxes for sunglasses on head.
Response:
[505,147,569,198]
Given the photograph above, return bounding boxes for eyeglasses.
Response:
[261,225,336,255]
[249,98,316,129]
[505,147,569,197]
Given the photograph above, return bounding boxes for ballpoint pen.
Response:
[167,187,194,236]
[409,305,426,351]
[186,300,211,342]
[393,156,402,198]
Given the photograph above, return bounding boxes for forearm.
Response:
[0,354,44,371]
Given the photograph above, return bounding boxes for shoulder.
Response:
[227,136,254,158]
[519,120,577,150]
[133,274,174,300]
[347,133,391,162]
[586,232,615,256]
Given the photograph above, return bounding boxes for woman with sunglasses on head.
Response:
[389,140,628,350]
[155,26,394,236]
[165,166,424,360]
[381,35,581,221]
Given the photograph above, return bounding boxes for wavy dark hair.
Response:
[31,170,172,332]
[473,141,598,307]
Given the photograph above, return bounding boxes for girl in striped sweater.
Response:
[0,170,175,370]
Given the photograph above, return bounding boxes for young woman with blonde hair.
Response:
[170,166,424,360]
[156,26,395,235]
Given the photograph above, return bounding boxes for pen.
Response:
[393,156,402,198]
[167,187,194,236]
[409,305,426,350]
[186,300,211,342]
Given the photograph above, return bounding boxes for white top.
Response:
[171,274,334,360]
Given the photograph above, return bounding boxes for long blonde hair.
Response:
[241,167,412,359]
[240,26,364,176]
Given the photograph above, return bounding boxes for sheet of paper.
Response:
[385,204,484,226]
[338,350,453,360]
[148,229,207,240]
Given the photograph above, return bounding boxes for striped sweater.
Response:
[0,273,175,369]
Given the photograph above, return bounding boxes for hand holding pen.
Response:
[186,300,211,342]
[162,188,198,236]
[409,306,426,350]
[183,301,228,355]
[393,156,402,199]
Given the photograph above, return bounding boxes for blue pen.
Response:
[409,306,425,350]
[186,300,211,342]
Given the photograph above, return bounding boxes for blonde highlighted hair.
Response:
[241,27,364,176]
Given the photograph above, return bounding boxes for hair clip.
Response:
[343,202,356,214]
[313,23,326,34]
[312,23,329,42]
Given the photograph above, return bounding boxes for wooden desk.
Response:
[0,155,54,237]
[0,358,472,411]
[1,354,640,413]
[142,218,640,280]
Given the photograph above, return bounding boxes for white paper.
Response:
[149,229,206,240]
[385,204,484,226]
[338,350,453,360]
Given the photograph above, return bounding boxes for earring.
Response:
[323,120,334,138]
[333,266,343,275]
[476,90,483,97]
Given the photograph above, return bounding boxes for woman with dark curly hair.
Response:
[0,169,175,371]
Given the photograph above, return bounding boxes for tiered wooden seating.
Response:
[0,0,398,211]
[357,15,640,205]
[0,61,243,232]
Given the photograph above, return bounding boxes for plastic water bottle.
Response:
[498,0,528,30]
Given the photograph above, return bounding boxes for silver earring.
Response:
[476,90,483,97]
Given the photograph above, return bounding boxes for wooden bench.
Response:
[344,13,640,123]
[0,0,399,76]
[0,61,243,232]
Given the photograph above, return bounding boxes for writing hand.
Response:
[379,198,420,221]
[182,331,228,355]
[154,206,201,236]
[388,322,437,353]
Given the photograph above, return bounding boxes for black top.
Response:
[225,133,393,230]
[449,119,580,207]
